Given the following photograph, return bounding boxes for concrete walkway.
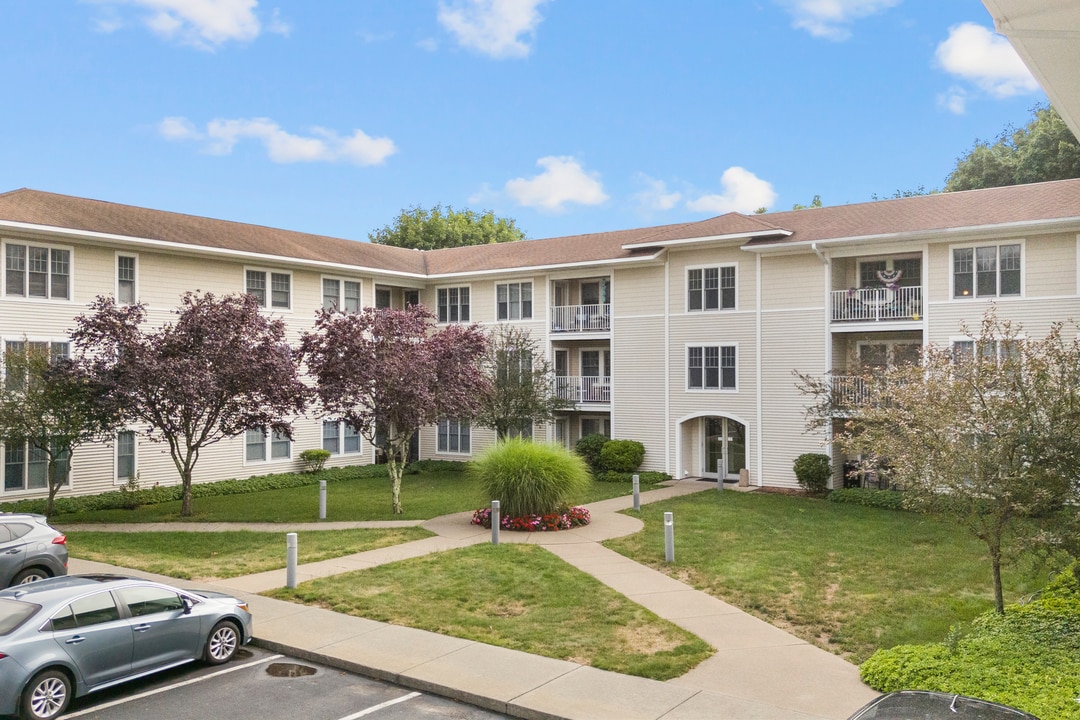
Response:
[64,480,878,720]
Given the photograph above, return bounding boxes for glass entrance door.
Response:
[704,417,745,480]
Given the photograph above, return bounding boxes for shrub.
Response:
[827,488,905,511]
[406,459,468,474]
[471,438,591,518]
[793,453,831,495]
[575,433,608,472]
[599,439,645,473]
[595,470,671,484]
[300,449,331,473]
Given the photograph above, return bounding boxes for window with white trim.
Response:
[953,244,1021,298]
[5,242,70,300]
[245,428,291,462]
[323,420,362,455]
[437,287,470,323]
[117,255,137,304]
[4,440,68,492]
[687,266,735,311]
[951,338,1021,364]
[4,340,69,390]
[246,269,291,309]
[437,419,470,454]
[116,430,136,481]
[322,278,361,312]
[496,282,532,320]
[688,344,736,390]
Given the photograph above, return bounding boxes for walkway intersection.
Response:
[64,480,878,720]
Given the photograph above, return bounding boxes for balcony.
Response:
[555,376,610,405]
[831,287,921,323]
[550,304,611,333]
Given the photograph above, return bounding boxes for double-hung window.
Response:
[953,244,1021,298]
[322,278,361,312]
[688,344,736,390]
[117,255,137,304]
[687,266,735,311]
[5,340,68,390]
[246,269,291,309]
[245,428,290,462]
[116,431,136,482]
[437,287,470,323]
[322,420,361,455]
[437,419,470,454]
[5,242,71,300]
[496,282,532,320]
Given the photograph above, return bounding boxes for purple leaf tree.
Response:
[71,293,309,517]
[301,305,490,514]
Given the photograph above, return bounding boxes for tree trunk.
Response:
[989,542,1005,614]
[180,466,194,517]
[386,436,408,515]
[46,459,63,518]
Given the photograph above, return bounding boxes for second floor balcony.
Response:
[831,286,921,323]
[551,304,611,333]
[555,376,610,405]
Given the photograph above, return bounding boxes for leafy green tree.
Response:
[945,105,1080,191]
[474,326,573,440]
[369,204,526,250]
[797,310,1080,613]
[0,345,123,517]
[792,195,823,210]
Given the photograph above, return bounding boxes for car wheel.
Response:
[21,669,70,720]
[203,620,240,665]
[12,568,50,585]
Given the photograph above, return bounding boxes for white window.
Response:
[322,278,361,312]
[117,254,137,304]
[437,419,470,454]
[246,269,291,309]
[953,244,1021,298]
[245,428,290,462]
[4,340,69,390]
[323,420,362,455]
[688,344,736,390]
[116,431,136,482]
[4,440,68,493]
[437,287,470,323]
[5,242,71,300]
[687,266,735,311]
[951,338,1021,364]
[496,282,532,320]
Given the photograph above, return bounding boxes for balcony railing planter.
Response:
[831,286,921,323]
[555,376,610,405]
[550,304,611,333]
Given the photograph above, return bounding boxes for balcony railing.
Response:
[550,304,611,333]
[555,376,610,404]
[831,287,921,323]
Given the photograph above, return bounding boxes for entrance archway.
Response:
[703,416,746,480]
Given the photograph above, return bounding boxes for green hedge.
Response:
[859,566,1080,719]
[594,470,671,485]
[826,488,906,511]
[599,440,646,473]
[405,459,468,474]
[0,464,390,516]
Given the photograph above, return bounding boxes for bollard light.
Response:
[664,511,674,563]
[491,500,501,546]
[632,474,640,511]
[286,532,298,589]
[319,480,327,520]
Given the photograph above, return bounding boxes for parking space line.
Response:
[64,653,285,718]
[336,691,422,719]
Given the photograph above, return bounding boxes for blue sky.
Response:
[0,1,1046,242]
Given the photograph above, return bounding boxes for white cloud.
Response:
[504,156,608,211]
[686,167,777,214]
[91,0,289,49]
[632,175,682,212]
[159,117,397,166]
[939,86,968,115]
[438,0,548,59]
[936,22,1039,99]
[781,0,900,41]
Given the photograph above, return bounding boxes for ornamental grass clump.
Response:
[471,438,591,519]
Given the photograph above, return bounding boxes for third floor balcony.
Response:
[550,304,611,333]
[831,286,921,323]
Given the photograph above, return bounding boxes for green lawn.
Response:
[68,527,434,579]
[53,471,635,523]
[604,491,1058,663]
[267,543,712,680]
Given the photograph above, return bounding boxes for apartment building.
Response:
[2,179,1079,502]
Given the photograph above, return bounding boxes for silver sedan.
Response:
[0,574,252,720]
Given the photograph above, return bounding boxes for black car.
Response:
[848,690,1040,719]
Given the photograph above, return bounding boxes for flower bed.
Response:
[471,506,590,532]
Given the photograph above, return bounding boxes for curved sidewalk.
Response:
[66,480,877,720]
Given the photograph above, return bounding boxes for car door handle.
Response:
[3,548,20,555]
[133,624,152,632]
[65,636,85,645]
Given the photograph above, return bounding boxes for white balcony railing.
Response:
[831,286,921,323]
[555,376,611,404]
[550,304,611,333]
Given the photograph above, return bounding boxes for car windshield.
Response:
[0,598,40,635]
[857,692,1035,719]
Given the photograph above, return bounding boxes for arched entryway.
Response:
[677,413,749,482]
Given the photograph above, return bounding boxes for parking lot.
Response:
[60,646,511,720]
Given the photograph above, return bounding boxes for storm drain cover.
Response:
[266,662,318,678]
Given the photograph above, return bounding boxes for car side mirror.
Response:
[181,597,194,615]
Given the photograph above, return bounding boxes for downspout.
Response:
[812,242,834,487]
[664,255,671,475]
